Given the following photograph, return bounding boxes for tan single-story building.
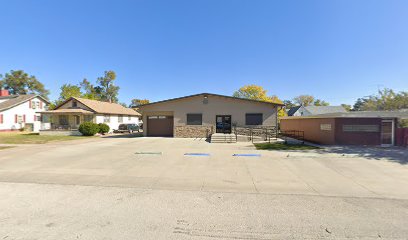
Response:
[280,111,408,146]
[137,93,283,138]
[40,97,140,135]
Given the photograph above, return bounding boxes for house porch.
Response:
[40,109,95,131]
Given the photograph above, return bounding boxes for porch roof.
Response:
[41,109,94,114]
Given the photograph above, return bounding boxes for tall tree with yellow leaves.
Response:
[233,85,286,117]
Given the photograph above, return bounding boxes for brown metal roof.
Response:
[138,93,284,108]
[54,97,140,116]
[0,94,49,112]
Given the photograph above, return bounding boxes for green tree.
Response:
[352,88,408,111]
[58,84,82,102]
[47,102,57,110]
[97,70,119,103]
[293,95,330,107]
[293,95,315,106]
[0,70,49,97]
[313,99,330,106]
[394,92,408,109]
[341,104,352,111]
[59,70,121,103]
[130,99,150,107]
[399,119,408,128]
[49,83,83,110]
[283,100,295,109]
[352,98,367,111]
[80,78,100,100]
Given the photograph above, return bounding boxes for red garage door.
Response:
[147,116,174,137]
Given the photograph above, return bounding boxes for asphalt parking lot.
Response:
[0,137,407,199]
[0,137,407,239]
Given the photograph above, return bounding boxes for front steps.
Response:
[210,133,237,143]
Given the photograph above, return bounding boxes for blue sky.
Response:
[0,0,407,105]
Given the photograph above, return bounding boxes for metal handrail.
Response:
[233,126,278,143]
[280,130,305,144]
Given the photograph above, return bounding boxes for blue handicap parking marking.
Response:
[184,153,210,156]
[233,153,261,157]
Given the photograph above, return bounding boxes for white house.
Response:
[40,97,140,135]
[0,89,50,132]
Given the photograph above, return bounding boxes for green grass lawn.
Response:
[0,146,14,150]
[254,142,320,150]
[0,132,90,144]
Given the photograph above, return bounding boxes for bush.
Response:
[98,123,110,134]
[399,119,408,128]
[78,122,100,136]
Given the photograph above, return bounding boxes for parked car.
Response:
[113,123,140,133]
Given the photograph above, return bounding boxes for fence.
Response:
[280,130,305,144]
[395,128,408,147]
[233,126,278,143]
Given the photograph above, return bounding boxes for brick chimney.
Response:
[0,89,9,97]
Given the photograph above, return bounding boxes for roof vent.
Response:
[203,95,208,104]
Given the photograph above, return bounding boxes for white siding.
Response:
[0,97,49,132]
[95,114,139,132]
[292,106,311,116]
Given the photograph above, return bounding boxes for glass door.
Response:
[216,115,232,134]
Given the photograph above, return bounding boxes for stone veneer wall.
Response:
[174,126,214,138]
[174,126,276,138]
[235,126,277,138]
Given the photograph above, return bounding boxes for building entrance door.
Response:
[216,115,232,134]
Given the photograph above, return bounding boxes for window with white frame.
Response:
[31,101,40,109]
[320,124,332,131]
[84,115,93,122]
[17,115,24,123]
[103,115,110,123]
[118,115,123,123]
[128,115,132,121]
